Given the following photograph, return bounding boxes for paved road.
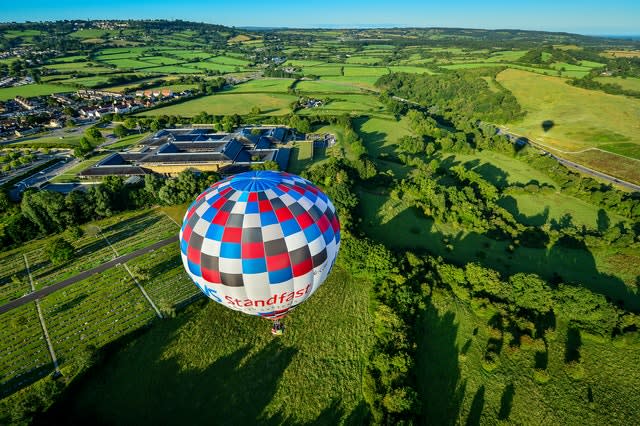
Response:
[0,235,179,315]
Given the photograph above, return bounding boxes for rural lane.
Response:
[0,235,179,315]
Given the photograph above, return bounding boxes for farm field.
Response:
[40,265,156,366]
[0,84,75,101]
[228,78,294,93]
[0,303,51,398]
[594,76,640,92]
[294,79,365,93]
[141,93,297,116]
[41,264,375,425]
[497,69,640,152]
[298,94,385,116]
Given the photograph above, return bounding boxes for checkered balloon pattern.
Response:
[179,170,340,319]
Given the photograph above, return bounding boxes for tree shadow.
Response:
[416,302,466,425]
[353,117,395,158]
[465,385,485,426]
[472,162,509,189]
[498,383,515,421]
[542,120,554,132]
[498,196,550,227]
[49,294,89,315]
[564,326,582,363]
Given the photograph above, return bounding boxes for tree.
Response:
[85,127,104,144]
[113,124,129,138]
[123,117,137,130]
[46,237,74,265]
[251,161,279,171]
[0,191,9,213]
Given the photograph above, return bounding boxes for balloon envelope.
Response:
[179,170,341,319]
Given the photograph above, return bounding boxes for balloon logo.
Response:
[179,171,341,321]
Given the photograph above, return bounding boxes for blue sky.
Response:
[3,0,639,35]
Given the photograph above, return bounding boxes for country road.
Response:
[0,235,179,315]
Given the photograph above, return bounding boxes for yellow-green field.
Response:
[497,69,640,152]
[497,69,640,182]
[140,93,297,117]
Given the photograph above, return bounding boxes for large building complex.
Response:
[79,127,291,178]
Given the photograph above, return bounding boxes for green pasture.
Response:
[298,94,385,116]
[497,69,640,153]
[345,56,381,65]
[388,66,436,74]
[295,79,364,93]
[140,56,182,65]
[229,78,294,93]
[144,65,203,74]
[342,66,390,77]
[141,93,296,116]
[499,191,626,229]
[107,133,150,150]
[189,62,239,73]
[485,50,527,62]
[102,58,155,69]
[320,76,380,90]
[208,55,251,66]
[595,76,640,92]
[59,75,114,87]
[0,84,75,101]
[302,66,343,77]
[598,143,640,160]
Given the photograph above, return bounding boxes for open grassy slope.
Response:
[41,265,374,425]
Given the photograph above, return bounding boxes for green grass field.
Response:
[497,69,640,152]
[298,94,385,116]
[295,79,364,93]
[594,76,640,92]
[106,132,150,150]
[287,141,314,174]
[228,78,294,93]
[141,93,296,116]
[0,84,75,101]
[42,263,374,425]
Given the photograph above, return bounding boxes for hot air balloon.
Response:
[179,170,340,335]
